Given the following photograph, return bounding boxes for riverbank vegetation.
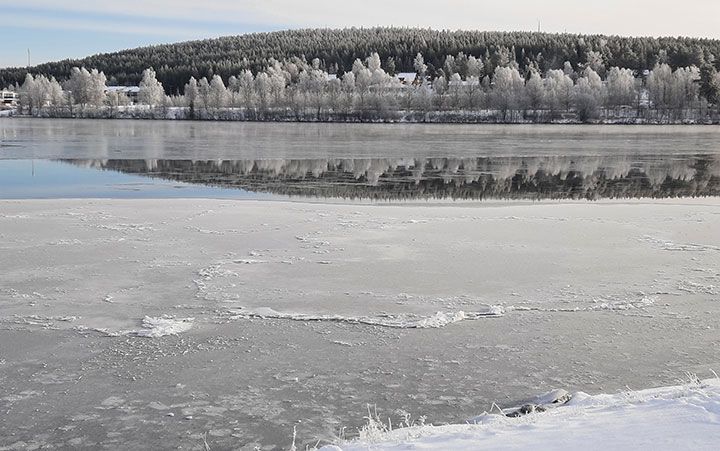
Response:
[9,50,720,123]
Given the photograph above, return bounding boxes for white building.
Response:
[395,72,419,85]
[1,91,19,109]
[105,86,140,104]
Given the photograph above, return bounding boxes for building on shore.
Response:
[1,91,19,109]
[105,86,140,104]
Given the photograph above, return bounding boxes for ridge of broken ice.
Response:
[226,306,504,329]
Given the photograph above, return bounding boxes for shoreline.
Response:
[6,110,720,126]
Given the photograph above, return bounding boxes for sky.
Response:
[3,0,720,68]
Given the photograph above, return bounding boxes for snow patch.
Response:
[329,378,720,450]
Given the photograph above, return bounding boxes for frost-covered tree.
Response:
[669,66,700,111]
[606,67,637,107]
[88,69,107,106]
[209,75,229,109]
[465,76,483,109]
[196,77,211,114]
[19,74,36,114]
[237,70,255,110]
[490,66,525,118]
[267,67,287,108]
[184,77,200,117]
[354,62,372,112]
[448,73,463,108]
[545,69,574,112]
[525,70,545,111]
[573,68,605,121]
[444,55,456,78]
[584,50,605,75]
[366,53,382,73]
[700,65,720,105]
[47,77,65,109]
[411,84,432,115]
[297,68,327,119]
[64,67,106,107]
[138,68,165,106]
[466,56,484,79]
[646,63,674,111]
[413,53,427,83]
[255,71,271,113]
[432,75,448,110]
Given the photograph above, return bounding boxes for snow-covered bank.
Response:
[330,378,720,450]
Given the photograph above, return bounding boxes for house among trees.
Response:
[395,73,418,85]
[1,90,19,109]
[105,86,140,104]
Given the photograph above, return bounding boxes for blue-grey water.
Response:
[1,118,719,201]
[0,159,270,199]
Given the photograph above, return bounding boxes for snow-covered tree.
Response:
[184,77,200,116]
[545,69,574,112]
[646,63,674,110]
[255,71,271,112]
[490,66,525,117]
[64,67,106,107]
[413,53,427,83]
[606,67,637,107]
[432,75,448,110]
[573,69,605,121]
[88,69,107,106]
[525,70,545,111]
[209,75,229,109]
[237,70,255,110]
[466,56,484,79]
[196,77,211,114]
[366,53,382,73]
[138,68,165,106]
[448,73,463,108]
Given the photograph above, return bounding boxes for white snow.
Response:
[328,378,720,451]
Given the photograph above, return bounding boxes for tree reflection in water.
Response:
[60,154,720,201]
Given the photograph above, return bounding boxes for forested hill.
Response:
[3,28,720,93]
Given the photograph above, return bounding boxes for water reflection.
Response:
[60,154,720,201]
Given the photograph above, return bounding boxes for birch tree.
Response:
[138,68,165,106]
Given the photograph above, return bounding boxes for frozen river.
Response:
[1,119,719,450]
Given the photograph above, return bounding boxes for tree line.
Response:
[3,28,720,94]
[13,51,720,123]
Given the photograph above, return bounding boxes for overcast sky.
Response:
[3,0,719,68]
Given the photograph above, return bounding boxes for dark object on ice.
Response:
[505,389,573,417]
[536,388,572,406]
[506,404,546,417]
